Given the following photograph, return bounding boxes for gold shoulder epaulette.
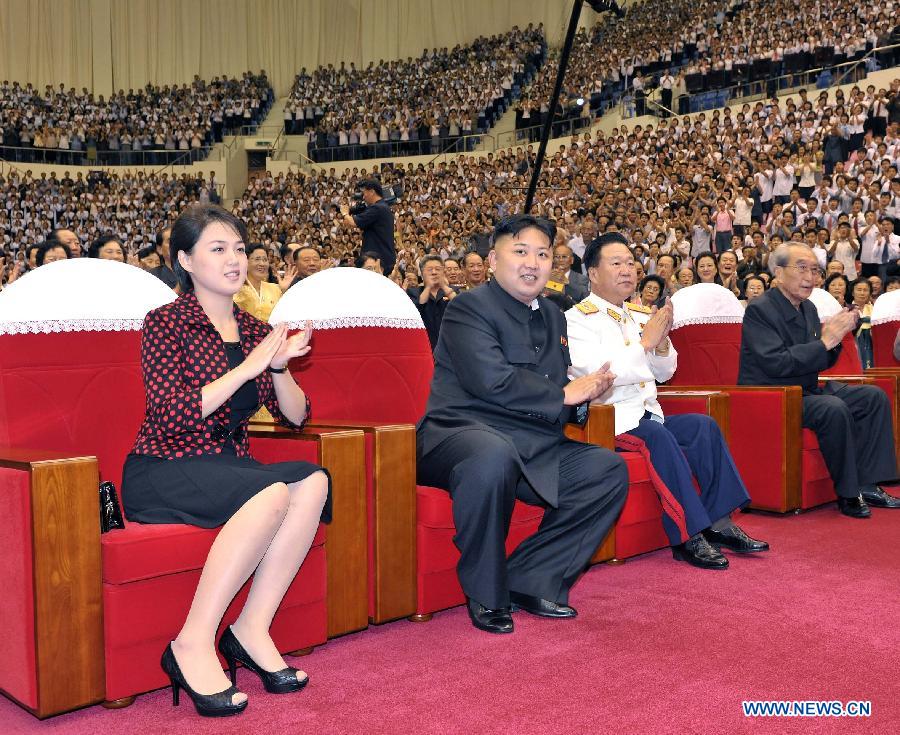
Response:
[626,302,652,314]
[575,300,599,315]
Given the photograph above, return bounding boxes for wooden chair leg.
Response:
[101,696,136,709]
[287,647,314,657]
[408,613,433,623]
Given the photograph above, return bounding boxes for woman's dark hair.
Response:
[88,234,125,260]
[355,250,382,268]
[693,251,723,284]
[744,275,767,291]
[823,273,851,303]
[639,274,666,295]
[35,240,70,266]
[489,214,557,251]
[245,242,269,260]
[170,204,249,292]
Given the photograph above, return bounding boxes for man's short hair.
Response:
[359,179,383,197]
[582,232,629,270]
[355,250,381,268]
[293,245,319,261]
[489,214,557,250]
[419,254,443,272]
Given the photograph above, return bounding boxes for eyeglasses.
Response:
[784,263,817,274]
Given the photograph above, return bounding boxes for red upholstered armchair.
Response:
[811,289,900,457]
[0,261,366,718]
[665,284,883,513]
[265,270,734,622]
[871,291,900,368]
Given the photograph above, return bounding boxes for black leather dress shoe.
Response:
[860,486,900,508]
[509,591,577,618]
[466,597,513,634]
[838,495,871,518]
[672,535,729,569]
[703,525,770,553]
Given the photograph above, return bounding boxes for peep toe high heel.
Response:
[218,626,309,694]
[160,643,248,717]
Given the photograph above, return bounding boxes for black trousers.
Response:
[803,382,898,498]
[417,429,628,610]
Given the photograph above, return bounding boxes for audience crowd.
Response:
[285,26,546,161]
[0,72,273,165]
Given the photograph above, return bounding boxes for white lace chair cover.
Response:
[871,289,900,326]
[670,283,745,329]
[0,259,176,335]
[269,267,424,329]
[807,288,842,321]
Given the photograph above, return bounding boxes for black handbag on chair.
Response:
[99,481,125,533]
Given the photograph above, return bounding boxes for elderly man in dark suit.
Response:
[739,243,900,518]
[416,214,628,634]
[552,243,590,302]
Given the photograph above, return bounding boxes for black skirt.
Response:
[121,340,331,528]
[121,452,331,528]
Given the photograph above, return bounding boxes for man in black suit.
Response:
[739,243,900,517]
[416,214,628,634]
[339,179,395,275]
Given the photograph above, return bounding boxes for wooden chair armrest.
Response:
[563,404,615,561]
[0,448,104,717]
[304,421,417,624]
[249,428,368,638]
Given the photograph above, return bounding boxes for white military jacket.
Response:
[565,292,677,436]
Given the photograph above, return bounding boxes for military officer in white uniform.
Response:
[566,233,769,569]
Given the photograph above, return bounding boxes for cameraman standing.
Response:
[340,179,395,275]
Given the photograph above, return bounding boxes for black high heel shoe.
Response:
[160,643,248,717]
[218,626,309,694]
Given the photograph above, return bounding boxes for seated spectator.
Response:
[137,245,161,271]
[289,246,322,287]
[694,251,722,285]
[462,252,486,290]
[567,233,768,571]
[407,255,456,349]
[851,278,874,368]
[824,273,851,307]
[743,275,767,306]
[35,240,70,266]
[356,251,383,273]
[234,243,284,322]
[639,274,666,307]
[738,243,900,518]
[89,234,126,262]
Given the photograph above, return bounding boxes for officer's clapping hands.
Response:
[639,300,674,352]
[564,361,616,405]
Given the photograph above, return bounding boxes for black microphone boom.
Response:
[523,0,624,214]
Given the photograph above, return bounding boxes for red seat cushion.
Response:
[416,484,544,528]
[102,521,326,585]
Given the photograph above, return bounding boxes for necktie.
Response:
[881,238,890,265]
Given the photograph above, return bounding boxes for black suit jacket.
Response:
[417,279,577,507]
[738,287,841,394]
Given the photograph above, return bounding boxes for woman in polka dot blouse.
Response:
[122,204,331,717]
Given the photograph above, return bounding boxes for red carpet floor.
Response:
[4,505,899,734]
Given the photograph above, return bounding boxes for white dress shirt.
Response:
[565,293,677,436]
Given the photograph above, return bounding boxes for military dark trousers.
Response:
[627,413,750,545]
[417,429,628,610]
[802,382,898,498]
